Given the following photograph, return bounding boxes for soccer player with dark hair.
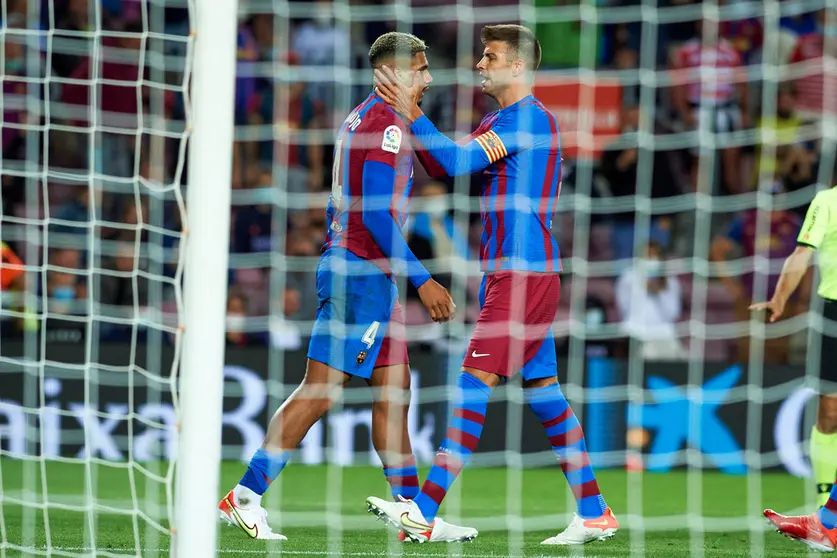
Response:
[366,24,619,546]
[219,31,464,541]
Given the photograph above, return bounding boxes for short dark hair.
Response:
[368,32,427,67]
[480,24,541,71]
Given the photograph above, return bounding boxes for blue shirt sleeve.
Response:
[409,108,543,176]
[362,160,432,289]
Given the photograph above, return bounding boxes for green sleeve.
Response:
[798,193,829,249]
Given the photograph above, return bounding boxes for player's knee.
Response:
[297,378,343,411]
[522,376,558,389]
[818,396,837,434]
[370,365,412,406]
[372,385,411,409]
[461,367,502,389]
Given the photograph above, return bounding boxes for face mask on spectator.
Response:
[226,313,246,333]
[644,258,663,279]
[585,308,605,328]
[53,285,75,301]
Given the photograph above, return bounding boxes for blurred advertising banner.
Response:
[0,342,815,475]
[533,77,622,160]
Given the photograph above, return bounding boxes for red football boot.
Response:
[764,509,837,552]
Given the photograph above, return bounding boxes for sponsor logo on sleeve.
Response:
[382,125,402,154]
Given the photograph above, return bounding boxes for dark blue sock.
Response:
[238,448,291,495]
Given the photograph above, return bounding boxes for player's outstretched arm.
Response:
[408,116,498,176]
[374,66,523,176]
[361,161,455,322]
[750,193,823,322]
[749,246,813,322]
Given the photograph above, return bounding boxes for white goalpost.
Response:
[0,0,238,555]
[4,0,837,555]
[173,0,238,557]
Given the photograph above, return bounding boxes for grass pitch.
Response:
[0,459,821,556]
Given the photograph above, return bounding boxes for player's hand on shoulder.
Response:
[374,65,422,122]
[417,279,456,323]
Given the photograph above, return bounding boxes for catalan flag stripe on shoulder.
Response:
[475,130,507,163]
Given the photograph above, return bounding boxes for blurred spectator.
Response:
[782,11,819,36]
[670,19,749,194]
[105,199,148,244]
[558,294,619,359]
[236,19,261,125]
[0,242,25,337]
[233,167,273,253]
[52,0,92,78]
[46,249,85,316]
[616,241,686,360]
[613,47,639,109]
[788,8,837,121]
[225,289,261,347]
[709,187,808,364]
[284,230,319,319]
[52,187,92,235]
[61,20,146,178]
[249,13,274,61]
[99,243,148,310]
[272,52,325,192]
[719,0,764,64]
[270,286,303,350]
[753,84,803,189]
[2,25,27,159]
[599,105,679,260]
[534,0,602,68]
[777,145,817,202]
[291,0,350,117]
[1,242,25,291]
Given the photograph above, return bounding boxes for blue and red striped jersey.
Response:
[411,94,562,273]
[323,93,416,275]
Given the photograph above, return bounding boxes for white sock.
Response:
[233,484,262,509]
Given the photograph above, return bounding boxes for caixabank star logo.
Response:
[626,365,746,474]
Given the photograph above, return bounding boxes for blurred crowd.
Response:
[1,0,835,364]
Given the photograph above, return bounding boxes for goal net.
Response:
[3,0,837,555]
[0,0,196,555]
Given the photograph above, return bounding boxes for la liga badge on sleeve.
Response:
[381,125,402,154]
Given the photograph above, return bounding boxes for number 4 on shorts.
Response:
[362,321,380,349]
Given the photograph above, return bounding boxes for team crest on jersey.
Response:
[356,350,368,364]
[381,125,402,154]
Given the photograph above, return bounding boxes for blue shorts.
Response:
[307,247,409,379]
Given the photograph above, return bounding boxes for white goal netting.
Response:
[0,0,193,555]
[4,0,837,556]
